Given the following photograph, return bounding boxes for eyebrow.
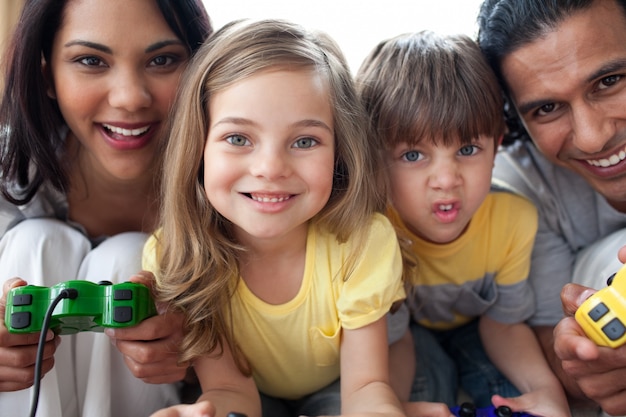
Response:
[516,58,626,115]
[64,39,185,54]
[213,117,333,133]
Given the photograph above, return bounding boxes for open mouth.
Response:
[586,145,626,168]
[102,123,151,137]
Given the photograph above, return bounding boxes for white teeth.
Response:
[438,204,453,211]
[586,146,626,167]
[251,195,290,203]
[103,123,150,137]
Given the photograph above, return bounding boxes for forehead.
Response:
[57,0,176,44]
[500,0,626,111]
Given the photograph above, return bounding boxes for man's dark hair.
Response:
[477,0,626,142]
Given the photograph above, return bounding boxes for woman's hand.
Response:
[0,278,59,391]
[105,271,189,384]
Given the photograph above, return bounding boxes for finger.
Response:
[107,310,184,341]
[618,246,626,264]
[561,283,596,316]
[554,316,599,361]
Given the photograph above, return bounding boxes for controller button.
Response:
[114,289,133,301]
[458,402,476,417]
[589,302,609,322]
[12,294,33,306]
[98,281,113,286]
[495,406,513,417]
[113,306,133,323]
[10,312,31,329]
[602,317,626,341]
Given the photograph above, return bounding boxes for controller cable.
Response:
[29,288,78,417]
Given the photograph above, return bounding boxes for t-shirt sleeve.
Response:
[485,194,538,324]
[337,213,406,330]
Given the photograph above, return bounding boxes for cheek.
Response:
[389,170,423,210]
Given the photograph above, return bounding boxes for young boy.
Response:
[356,31,570,417]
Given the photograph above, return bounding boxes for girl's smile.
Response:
[204,68,335,246]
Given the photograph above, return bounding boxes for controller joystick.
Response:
[5,280,157,335]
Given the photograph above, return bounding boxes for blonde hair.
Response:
[155,19,387,369]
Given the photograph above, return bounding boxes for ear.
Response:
[41,56,56,100]
[497,134,504,147]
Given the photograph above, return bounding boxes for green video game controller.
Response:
[5,280,157,335]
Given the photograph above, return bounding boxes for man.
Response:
[478,0,626,415]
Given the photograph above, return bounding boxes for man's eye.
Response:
[402,150,421,162]
[537,103,557,116]
[226,135,249,146]
[293,137,318,148]
[599,74,621,90]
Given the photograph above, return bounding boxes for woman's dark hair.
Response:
[0,0,212,204]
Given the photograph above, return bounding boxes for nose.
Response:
[249,145,291,180]
[428,158,461,191]
[107,68,152,112]
[570,103,616,154]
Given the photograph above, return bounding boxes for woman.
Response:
[0,1,212,416]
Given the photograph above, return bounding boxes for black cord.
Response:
[29,288,78,417]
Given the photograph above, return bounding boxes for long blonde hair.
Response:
[155,19,387,369]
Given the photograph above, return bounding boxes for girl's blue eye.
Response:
[293,137,317,148]
[402,150,421,162]
[226,135,249,146]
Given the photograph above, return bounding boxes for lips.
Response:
[102,123,151,138]
[586,144,626,168]
[249,193,293,203]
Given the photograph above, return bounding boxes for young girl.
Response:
[144,19,444,417]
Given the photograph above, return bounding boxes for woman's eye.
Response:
[293,137,318,149]
[78,56,104,67]
[458,145,477,156]
[402,150,421,162]
[226,135,250,146]
[150,55,176,67]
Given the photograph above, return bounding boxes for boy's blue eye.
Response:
[226,135,249,146]
[458,145,477,156]
[403,150,421,162]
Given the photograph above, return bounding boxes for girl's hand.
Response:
[105,271,189,384]
[150,401,215,417]
[403,401,454,417]
[491,391,571,417]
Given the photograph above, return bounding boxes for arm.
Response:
[105,271,189,384]
[388,328,415,402]
[151,338,260,417]
[340,316,406,417]
[0,277,58,391]
[479,316,570,417]
[554,283,626,416]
